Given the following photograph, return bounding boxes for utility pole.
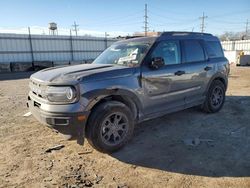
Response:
[72,21,79,36]
[199,12,208,33]
[143,3,148,36]
[245,19,249,37]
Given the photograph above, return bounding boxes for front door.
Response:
[141,40,187,116]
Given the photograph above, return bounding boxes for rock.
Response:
[46,160,54,170]
[95,175,103,184]
[44,177,52,182]
[183,138,200,146]
[84,179,93,187]
[131,165,137,169]
[183,138,214,147]
[23,112,32,117]
[118,183,129,188]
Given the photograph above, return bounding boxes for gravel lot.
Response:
[0,65,250,188]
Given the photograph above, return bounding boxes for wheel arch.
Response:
[84,88,143,122]
[205,73,228,94]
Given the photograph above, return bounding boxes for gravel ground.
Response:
[0,65,250,188]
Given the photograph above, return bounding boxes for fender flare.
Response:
[83,88,143,119]
[205,72,228,94]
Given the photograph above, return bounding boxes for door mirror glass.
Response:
[150,57,165,69]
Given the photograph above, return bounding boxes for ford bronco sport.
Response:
[27,32,229,153]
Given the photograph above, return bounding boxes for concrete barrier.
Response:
[53,61,70,67]
[69,60,85,65]
[33,61,53,71]
[0,63,11,73]
[11,62,33,72]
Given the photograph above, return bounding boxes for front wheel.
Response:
[202,80,226,113]
[86,101,134,153]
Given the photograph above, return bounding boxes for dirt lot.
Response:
[0,65,250,188]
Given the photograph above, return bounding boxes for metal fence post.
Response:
[70,30,74,61]
[28,27,34,62]
[232,41,236,51]
[105,32,108,49]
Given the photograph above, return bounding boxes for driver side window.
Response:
[151,41,181,65]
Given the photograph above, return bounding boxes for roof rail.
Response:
[160,31,213,37]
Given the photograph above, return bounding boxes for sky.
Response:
[0,0,249,37]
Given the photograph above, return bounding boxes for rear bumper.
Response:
[27,95,90,144]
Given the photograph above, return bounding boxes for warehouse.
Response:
[0,33,117,72]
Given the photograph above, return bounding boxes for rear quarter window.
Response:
[182,40,205,63]
[205,41,224,58]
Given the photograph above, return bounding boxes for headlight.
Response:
[46,86,77,103]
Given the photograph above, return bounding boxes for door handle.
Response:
[175,70,185,76]
[204,66,212,71]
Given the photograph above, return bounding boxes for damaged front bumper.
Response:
[27,92,90,145]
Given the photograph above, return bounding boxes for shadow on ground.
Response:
[0,72,34,81]
[112,96,250,177]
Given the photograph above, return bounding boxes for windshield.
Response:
[93,41,152,67]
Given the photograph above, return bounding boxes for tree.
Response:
[219,31,249,41]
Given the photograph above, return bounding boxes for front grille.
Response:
[29,80,47,99]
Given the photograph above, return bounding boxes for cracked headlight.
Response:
[46,86,77,103]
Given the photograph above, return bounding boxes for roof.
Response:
[158,31,219,41]
[114,31,219,45]
[115,36,157,44]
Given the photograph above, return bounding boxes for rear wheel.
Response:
[202,80,225,113]
[86,101,134,153]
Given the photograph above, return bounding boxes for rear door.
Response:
[180,39,211,106]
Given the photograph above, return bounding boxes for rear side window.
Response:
[183,40,205,63]
[205,41,224,58]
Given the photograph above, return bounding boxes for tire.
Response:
[86,101,134,153]
[202,80,226,113]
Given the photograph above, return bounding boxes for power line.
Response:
[149,10,198,23]
[143,3,149,36]
[209,9,250,19]
[199,12,208,33]
[72,21,79,36]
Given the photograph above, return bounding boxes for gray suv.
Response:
[27,32,229,153]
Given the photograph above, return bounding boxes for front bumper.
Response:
[27,94,90,145]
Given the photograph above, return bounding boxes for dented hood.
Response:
[30,64,134,84]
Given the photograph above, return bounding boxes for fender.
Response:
[82,88,144,119]
[205,72,228,95]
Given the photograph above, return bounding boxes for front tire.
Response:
[86,101,134,153]
[202,80,226,113]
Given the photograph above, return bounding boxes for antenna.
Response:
[72,21,79,36]
[199,12,208,33]
[143,4,149,36]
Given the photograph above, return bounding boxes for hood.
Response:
[30,64,135,84]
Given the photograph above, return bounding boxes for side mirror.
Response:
[150,57,164,69]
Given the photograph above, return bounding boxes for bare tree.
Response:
[219,31,249,41]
